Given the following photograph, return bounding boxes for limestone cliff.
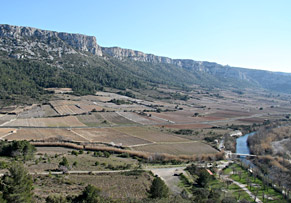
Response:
[0,24,102,59]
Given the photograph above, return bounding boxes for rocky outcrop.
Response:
[101,47,255,81]
[102,47,224,72]
[0,24,102,57]
[102,47,173,64]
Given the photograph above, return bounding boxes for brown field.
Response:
[92,96,112,102]
[117,112,158,125]
[238,117,265,123]
[0,128,16,137]
[99,112,136,125]
[77,113,105,127]
[196,116,225,121]
[53,104,86,115]
[132,142,218,155]
[207,110,253,118]
[0,114,17,125]
[72,128,151,146]
[150,111,205,123]
[50,100,78,106]
[5,116,86,127]
[113,126,188,143]
[78,104,103,112]
[5,128,87,142]
[160,123,212,129]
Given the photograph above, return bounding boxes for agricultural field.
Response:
[77,113,107,127]
[99,112,137,125]
[5,128,87,142]
[53,104,86,115]
[160,123,212,129]
[0,128,16,138]
[4,116,86,127]
[72,128,150,146]
[117,112,159,125]
[0,114,17,125]
[113,126,188,143]
[50,100,103,115]
[207,110,253,119]
[18,105,58,118]
[132,141,218,155]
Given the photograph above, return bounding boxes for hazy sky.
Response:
[1,0,291,73]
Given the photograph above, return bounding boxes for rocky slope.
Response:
[0,24,102,61]
[1,24,291,94]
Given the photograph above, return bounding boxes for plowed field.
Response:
[113,126,187,143]
[72,128,150,146]
[5,128,87,142]
[132,142,217,155]
[5,116,86,127]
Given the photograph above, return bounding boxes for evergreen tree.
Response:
[149,176,169,199]
[196,170,211,188]
[74,184,108,203]
[0,162,34,203]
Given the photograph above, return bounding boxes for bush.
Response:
[46,194,67,203]
[59,157,69,168]
[71,150,78,156]
[103,151,110,158]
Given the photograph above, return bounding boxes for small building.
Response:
[229,130,242,137]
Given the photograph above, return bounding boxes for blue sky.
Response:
[1,0,290,72]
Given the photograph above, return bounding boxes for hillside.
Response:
[1,24,291,105]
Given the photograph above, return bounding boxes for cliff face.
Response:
[101,46,251,80]
[0,24,102,59]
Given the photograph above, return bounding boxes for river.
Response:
[236,132,256,166]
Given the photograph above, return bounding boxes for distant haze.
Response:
[0,0,290,73]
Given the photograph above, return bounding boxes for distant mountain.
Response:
[0,24,291,104]
[102,46,291,93]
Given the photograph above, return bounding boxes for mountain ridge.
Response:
[1,23,291,103]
